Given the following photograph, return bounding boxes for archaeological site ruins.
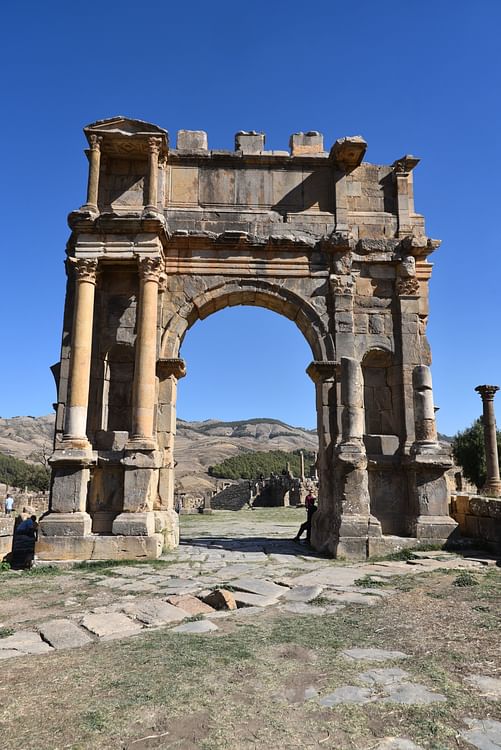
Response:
[38,116,460,560]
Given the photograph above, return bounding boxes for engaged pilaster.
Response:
[475,385,501,497]
[143,136,162,217]
[129,256,163,448]
[393,155,420,238]
[63,258,99,449]
[82,134,102,213]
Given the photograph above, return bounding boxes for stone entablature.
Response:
[40,116,457,561]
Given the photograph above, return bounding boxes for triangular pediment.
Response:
[84,116,167,138]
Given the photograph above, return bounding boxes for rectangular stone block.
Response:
[176,130,208,151]
[123,467,157,512]
[36,533,163,561]
[289,131,324,155]
[39,512,92,537]
[235,131,265,154]
[112,512,155,536]
[51,467,90,513]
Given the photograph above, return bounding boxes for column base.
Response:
[36,533,164,561]
[39,512,92,537]
[154,510,179,549]
[481,479,501,498]
[413,515,459,542]
[126,437,158,451]
[112,512,155,536]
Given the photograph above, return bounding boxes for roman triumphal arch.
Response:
[38,117,457,560]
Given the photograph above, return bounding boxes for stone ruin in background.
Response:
[38,116,459,560]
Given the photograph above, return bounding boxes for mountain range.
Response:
[0,414,318,492]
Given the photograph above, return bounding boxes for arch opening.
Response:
[170,304,319,523]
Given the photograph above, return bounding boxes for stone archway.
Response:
[38,117,458,561]
[155,278,332,535]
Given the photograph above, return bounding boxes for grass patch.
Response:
[453,571,478,587]
[81,710,108,733]
[0,626,14,638]
[354,575,387,588]
[309,595,332,606]
[26,565,63,577]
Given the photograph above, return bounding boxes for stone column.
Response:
[336,357,382,555]
[155,357,187,549]
[63,258,99,448]
[83,135,102,212]
[129,256,162,447]
[409,365,456,542]
[475,385,501,497]
[299,451,305,481]
[413,365,438,445]
[144,137,162,215]
[306,361,337,554]
[340,357,364,448]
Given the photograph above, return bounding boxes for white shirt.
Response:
[5,497,14,511]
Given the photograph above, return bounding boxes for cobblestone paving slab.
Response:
[322,591,379,606]
[233,591,279,608]
[380,683,446,705]
[464,676,501,700]
[0,630,52,656]
[462,718,501,750]
[358,668,410,686]
[121,599,188,626]
[81,613,143,640]
[171,620,219,634]
[231,577,289,598]
[319,686,374,706]
[281,602,343,616]
[167,594,215,616]
[118,581,157,594]
[38,619,93,650]
[342,648,410,662]
[282,585,324,602]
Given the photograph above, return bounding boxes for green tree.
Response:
[452,417,501,489]
[208,449,315,481]
[0,453,50,491]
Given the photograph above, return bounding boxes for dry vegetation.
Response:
[0,564,499,749]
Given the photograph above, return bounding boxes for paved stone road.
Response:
[1,517,500,749]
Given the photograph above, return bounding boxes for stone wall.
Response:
[0,517,14,560]
[450,494,501,553]
[0,484,49,516]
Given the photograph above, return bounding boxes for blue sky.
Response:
[1,0,500,434]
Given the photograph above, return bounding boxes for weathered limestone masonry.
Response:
[39,117,457,560]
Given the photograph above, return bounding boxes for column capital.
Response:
[475,384,500,401]
[396,276,420,296]
[148,136,162,155]
[67,258,99,284]
[137,256,164,283]
[392,154,420,175]
[88,134,103,152]
[306,360,337,383]
[157,358,187,380]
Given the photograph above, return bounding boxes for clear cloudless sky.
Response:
[1,0,500,434]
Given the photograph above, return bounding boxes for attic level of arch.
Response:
[70,116,428,248]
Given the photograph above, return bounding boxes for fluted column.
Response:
[63,258,98,447]
[144,137,161,215]
[475,385,501,497]
[130,257,162,445]
[83,135,102,212]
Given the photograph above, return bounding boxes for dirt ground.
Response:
[0,513,499,750]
